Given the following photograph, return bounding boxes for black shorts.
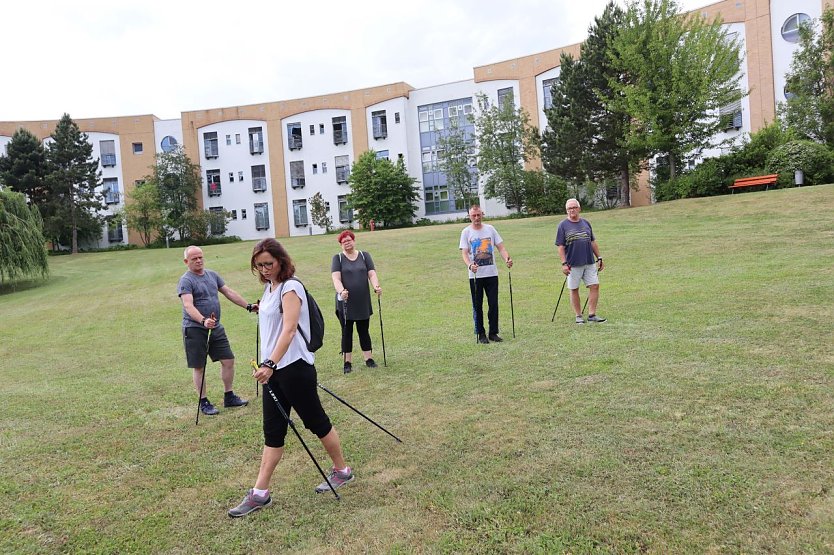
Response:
[183,326,235,369]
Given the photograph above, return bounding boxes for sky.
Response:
[1,0,710,122]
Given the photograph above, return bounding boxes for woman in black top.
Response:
[331,230,381,373]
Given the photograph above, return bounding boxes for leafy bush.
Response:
[766,140,834,186]
[523,170,569,215]
[656,158,732,201]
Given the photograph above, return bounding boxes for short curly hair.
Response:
[337,230,355,244]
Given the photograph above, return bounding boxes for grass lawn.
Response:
[1,185,833,554]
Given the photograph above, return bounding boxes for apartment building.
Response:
[1,0,829,245]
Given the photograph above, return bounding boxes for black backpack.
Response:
[278,277,325,352]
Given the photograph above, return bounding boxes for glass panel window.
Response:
[209,206,225,235]
[289,161,305,189]
[241,209,247,220]
[107,218,123,242]
[542,78,558,110]
[719,93,743,131]
[322,162,327,173]
[235,134,241,144]
[254,203,270,230]
[292,199,308,227]
[372,110,387,140]
[160,136,178,153]
[132,142,143,154]
[251,165,267,192]
[310,124,315,135]
[338,195,353,223]
[238,171,244,182]
[332,116,348,145]
[287,123,302,150]
[319,123,325,134]
[249,126,264,154]
[498,87,514,109]
[394,112,400,124]
[103,178,119,204]
[781,13,811,43]
[229,172,235,183]
[335,155,349,184]
[100,140,117,167]
[226,135,232,145]
[206,169,222,196]
[312,163,318,174]
[376,150,389,160]
[204,132,219,158]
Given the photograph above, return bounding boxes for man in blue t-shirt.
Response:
[555,199,606,324]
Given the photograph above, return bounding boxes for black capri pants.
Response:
[262,358,333,448]
[340,318,372,353]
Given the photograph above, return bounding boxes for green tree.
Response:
[347,151,420,229]
[781,8,834,147]
[309,191,333,232]
[521,170,569,215]
[608,0,745,180]
[121,180,162,246]
[147,146,200,241]
[436,117,478,210]
[0,189,48,283]
[0,128,48,206]
[543,2,641,205]
[44,114,103,253]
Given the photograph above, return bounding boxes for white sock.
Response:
[253,487,269,497]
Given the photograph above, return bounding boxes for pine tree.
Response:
[0,128,48,206]
[0,189,48,283]
[44,114,103,253]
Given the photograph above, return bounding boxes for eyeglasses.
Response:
[255,261,274,270]
[567,206,580,211]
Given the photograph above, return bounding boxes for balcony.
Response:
[373,123,388,140]
[336,167,349,184]
[291,177,305,189]
[101,153,117,167]
[208,181,222,196]
[288,136,302,151]
[250,140,264,154]
[104,190,120,204]
[333,130,347,145]
[204,142,219,159]
[252,177,267,192]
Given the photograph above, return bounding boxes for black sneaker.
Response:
[365,358,378,368]
[200,399,219,415]
[587,314,607,323]
[478,333,489,344]
[343,362,352,374]
[224,392,249,408]
[488,334,503,342]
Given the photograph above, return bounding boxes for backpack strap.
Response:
[278,278,310,345]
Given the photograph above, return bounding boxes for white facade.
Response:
[770,0,822,107]
[197,119,274,241]
[153,119,183,155]
[535,67,561,132]
[87,132,127,248]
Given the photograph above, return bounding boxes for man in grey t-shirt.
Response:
[555,199,606,324]
[178,245,254,415]
[459,205,513,343]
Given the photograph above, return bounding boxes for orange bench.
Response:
[730,174,778,193]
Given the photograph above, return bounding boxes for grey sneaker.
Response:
[575,316,585,325]
[200,399,219,415]
[228,489,272,518]
[315,467,355,494]
[587,314,607,323]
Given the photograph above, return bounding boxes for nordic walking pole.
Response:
[508,268,515,338]
[469,276,479,343]
[264,383,340,500]
[376,295,387,367]
[255,320,260,398]
[195,312,216,425]
[340,296,349,373]
[551,277,567,322]
[317,383,402,443]
[582,295,589,317]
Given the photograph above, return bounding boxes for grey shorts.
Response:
[567,263,599,290]
[183,326,235,369]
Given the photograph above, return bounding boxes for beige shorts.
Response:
[567,263,599,290]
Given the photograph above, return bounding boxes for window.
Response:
[720,96,743,131]
[251,165,267,191]
[332,116,347,145]
[255,203,270,230]
[424,185,450,214]
[290,161,305,189]
[312,163,318,174]
[376,150,389,160]
[100,140,116,167]
[781,13,811,43]
[249,127,264,154]
[209,206,225,235]
[287,123,302,150]
[421,148,440,173]
[235,134,241,144]
[292,199,308,227]
[498,87,514,109]
[241,209,247,220]
[226,135,232,145]
[132,142,143,154]
[204,132,219,158]
[322,162,327,173]
[310,124,315,135]
[319,123,325,134]
[394,112,400,124]
[107,218,123,243]
[372,110,387,139]
[238,171,244,182]
[103,178,119,204]
[784,84,796,101]
[335,155,349,184]
[231,210,237,220]
[542,78,558,110]
[206,169,222,196]
[418,107,445,132]
[338,195,353,223]
[160,136,178,153]
[229,172,234,183]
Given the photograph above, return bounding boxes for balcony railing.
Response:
[252,177,267,192]
[291,177,305,189]
[204,141,219,158]
[101,153,117,167]
[333,130,347,145]
[104,190,120,204]
[288,136,303,150]
[208,181,222,196]
[336,167,349,184]
[373,122,387,140]
[250,140,264,154]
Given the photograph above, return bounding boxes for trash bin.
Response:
[795,169,804,186]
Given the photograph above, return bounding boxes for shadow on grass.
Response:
[0,276,54,295]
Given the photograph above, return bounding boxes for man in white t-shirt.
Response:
[459,205,513,344]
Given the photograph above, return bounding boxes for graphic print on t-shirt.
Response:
[564,229,591,246]
[470,237,494,267]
